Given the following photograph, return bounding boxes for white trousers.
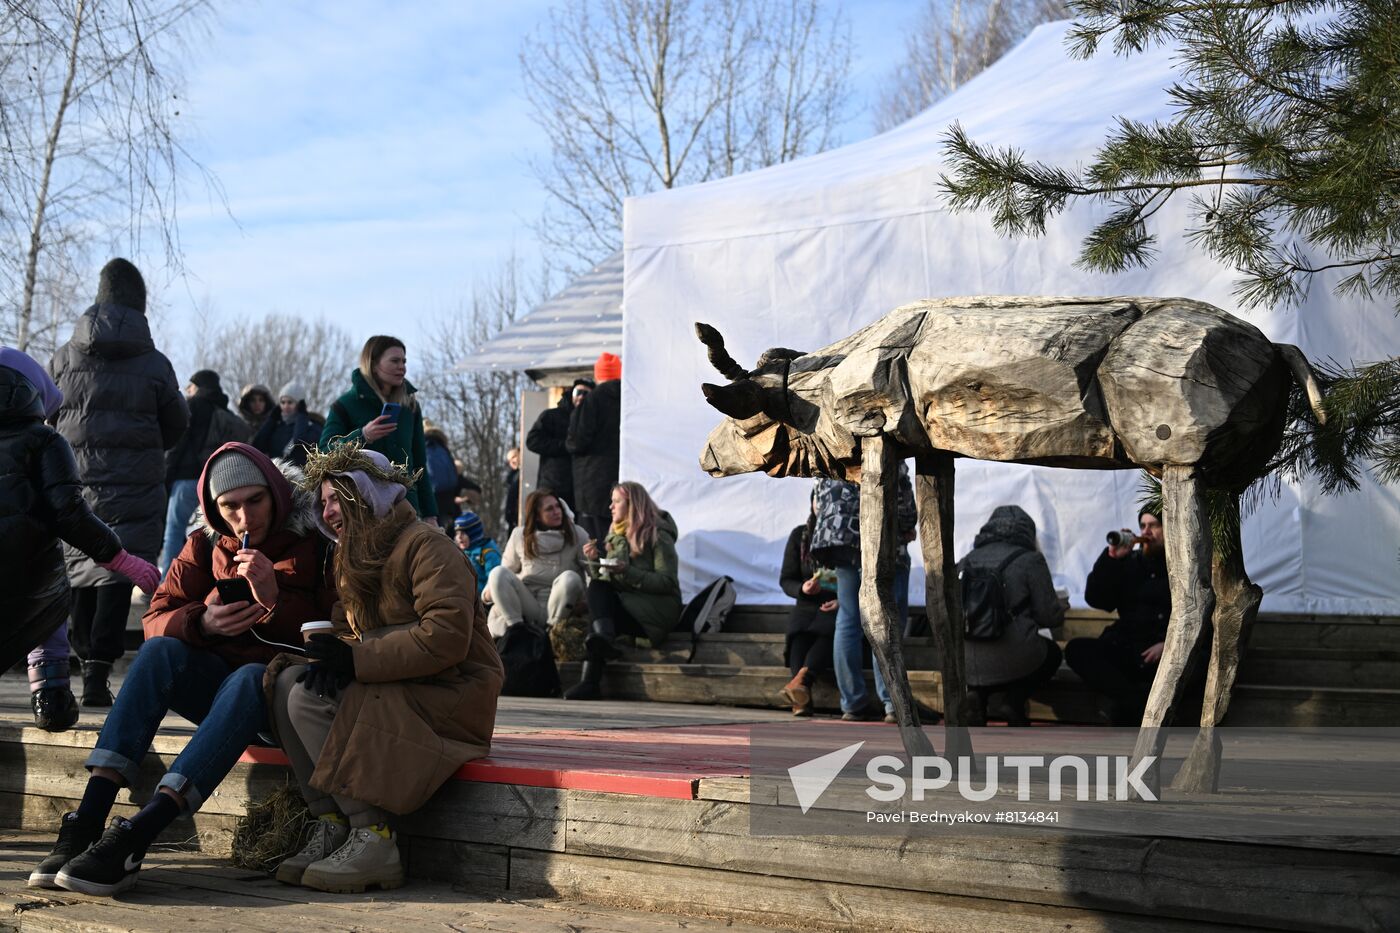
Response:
[485,567,584,638]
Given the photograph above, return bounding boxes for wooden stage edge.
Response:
[0,698,1397,932]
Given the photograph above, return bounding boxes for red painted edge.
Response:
[238,745,708,799]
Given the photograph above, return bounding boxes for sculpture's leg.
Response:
[915,450,971,762]
[861,436,934,759]
[1130,463,1214,799]
[1171,492,1261,793]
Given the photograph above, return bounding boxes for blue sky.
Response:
[157,0,915,375]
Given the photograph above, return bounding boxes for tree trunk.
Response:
[19,0,86,352]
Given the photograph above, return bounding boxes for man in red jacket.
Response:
[29,442,335,897]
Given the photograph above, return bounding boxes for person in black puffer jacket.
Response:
[958,505,1065,726]
[566,354,621,541]
[0,349,160,731]
[1065,508,1171,725]
[48,259,187,705]
[527,378,592,511]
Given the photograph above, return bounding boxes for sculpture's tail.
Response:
[695,322,749,381]
[1277,344,1327,426]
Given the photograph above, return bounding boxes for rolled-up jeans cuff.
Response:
[158,772,203,812]
[84,748,140,790]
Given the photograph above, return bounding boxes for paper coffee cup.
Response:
[300,620,335,642]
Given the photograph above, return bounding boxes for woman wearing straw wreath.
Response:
[266,444,502,893]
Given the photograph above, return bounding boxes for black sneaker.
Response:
[55,817,143,896]
[28,812,102,889]
[32,686,80,733]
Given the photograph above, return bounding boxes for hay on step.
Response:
[230,782,311,872]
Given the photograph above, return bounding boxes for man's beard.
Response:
[1140,537,1163,559]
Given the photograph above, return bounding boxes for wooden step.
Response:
[1226,684,1400,727]
[620,633,940,670]
[1238,648,1400,690]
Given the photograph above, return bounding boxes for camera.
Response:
[1106,528,1137,548]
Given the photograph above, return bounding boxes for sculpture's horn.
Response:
[701,381,766,419]
[1277,343,1327,426]
[695,322,749,381]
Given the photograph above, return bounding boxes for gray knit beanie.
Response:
[278,380,305,403]
[207,449,269,499]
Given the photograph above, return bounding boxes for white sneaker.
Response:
[300,826,404,894]
[274,818,350,886]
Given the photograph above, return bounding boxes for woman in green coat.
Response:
[320,336,437,523]
[564,480,681,700]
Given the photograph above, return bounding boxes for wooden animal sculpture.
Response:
[696,296,1325,793]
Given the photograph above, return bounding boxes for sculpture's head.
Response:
[695,323,856,479]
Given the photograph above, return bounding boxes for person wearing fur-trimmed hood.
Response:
[266,443,502,894]
[29,442,337,898]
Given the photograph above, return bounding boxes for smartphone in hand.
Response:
[380,402,402,424]
[214,577,254,605]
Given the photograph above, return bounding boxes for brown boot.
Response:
[781,667,812,716]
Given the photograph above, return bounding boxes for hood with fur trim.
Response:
[190,442,318,542]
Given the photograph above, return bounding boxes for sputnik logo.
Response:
[788,741,865,814]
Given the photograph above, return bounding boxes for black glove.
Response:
[305,633,356,678]
[295,663,351,699]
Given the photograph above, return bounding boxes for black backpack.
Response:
[498,623,562,697]
[682,576,737,663]
[958,550,1024,641]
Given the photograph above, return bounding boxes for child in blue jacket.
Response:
[453,511,501,597]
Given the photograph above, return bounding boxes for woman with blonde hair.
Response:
[564,481,680,700]
[320,336,436,523]
[484,489,588,637]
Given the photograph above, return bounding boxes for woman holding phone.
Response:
[320,336,437,524]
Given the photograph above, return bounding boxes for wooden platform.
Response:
[0,671,1397,932]
[0,831,782,933]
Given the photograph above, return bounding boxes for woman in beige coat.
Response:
[266,445,503,894]
[483,489,588,637]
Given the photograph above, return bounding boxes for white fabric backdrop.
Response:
[619,21,1400,615]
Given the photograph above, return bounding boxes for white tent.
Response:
[620,20,1400,616]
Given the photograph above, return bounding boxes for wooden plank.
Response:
[0,833,775,933]
[508,845,1247,933]
[559,791,1400,930]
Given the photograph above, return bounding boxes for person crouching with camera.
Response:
[1064,508,1169,726]
[267,444,502,894]
[30,443,335,896]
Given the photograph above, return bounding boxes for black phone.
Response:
[380,402,402,423]
[214,577,254,606]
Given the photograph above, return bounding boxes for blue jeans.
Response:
[84,637,268,811]
[832,561,910,714]
[159,479,200,577]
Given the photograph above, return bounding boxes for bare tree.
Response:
[200,314,357,416]
[0,0,216,354]
[873,0,1065,133]
[415,259,537,538]
[521,0,852,266]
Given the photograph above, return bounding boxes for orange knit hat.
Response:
[594,351,622,383]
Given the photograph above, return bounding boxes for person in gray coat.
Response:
[958,505,1065,726]
[48,259,187,706]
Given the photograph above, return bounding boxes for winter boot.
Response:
[582,618,623,660]
[276,816,350,886]
[564,659,606,701]
[81,661,113,708]
[300,825,404,894]
[781,667,812,716]
[29,661,79,732]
